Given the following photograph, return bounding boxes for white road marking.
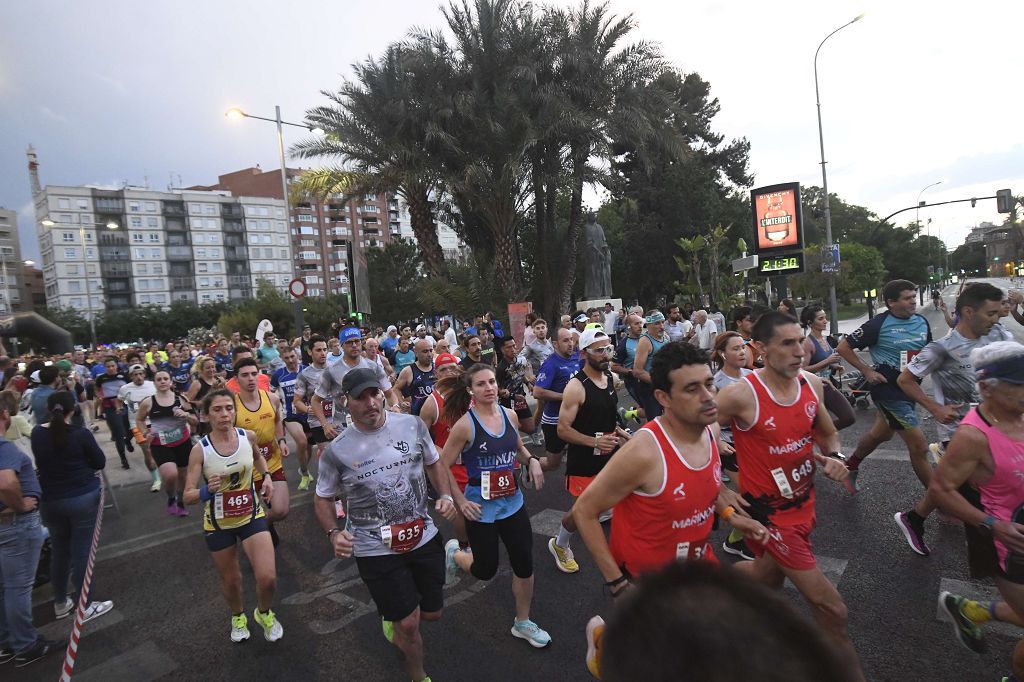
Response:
[783,555,849,590]
[530,508,567,538]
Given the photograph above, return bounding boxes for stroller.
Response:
[838,369,872,410]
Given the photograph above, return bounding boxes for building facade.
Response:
[983,223,1024,278]
[29,151,293,316]
[0,208,26,313]
[388,195,467,260]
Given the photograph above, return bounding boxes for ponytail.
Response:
[440,363,494,426]
[47,390,77,450]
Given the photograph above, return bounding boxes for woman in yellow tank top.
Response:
[183,388,284,645]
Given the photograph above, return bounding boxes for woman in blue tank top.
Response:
[438,364,552,648]
[800,305,855,431]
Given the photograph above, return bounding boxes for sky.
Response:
[2,1,1021,263]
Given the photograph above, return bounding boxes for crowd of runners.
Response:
[2,284,1024,680]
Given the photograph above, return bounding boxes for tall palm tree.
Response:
[292,42,451,280]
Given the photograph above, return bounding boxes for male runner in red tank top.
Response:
[716,311,862,679]
[573,342,769,678]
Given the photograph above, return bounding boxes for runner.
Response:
[311,327,397,441]
[927,342,1024,672]
[610,313,645,420]
[534,327,580,472]
[632,311,670,421]
[293,335,337,463]
[162,349,194,395]
[716,311,862,677]
[393,339,436,416]
[440,364,551,649]
[572,341,769,678]
[548,328,631,574]
[837,279,932,495]
[118,364,160,492]
[393,337,416,376]
[495,336,536,441]
[313,368,457,682]
[94,357,134,469]
[186,356,224,436]
[225,348,272,393]
[799,305,855,431]
[713,331,754,558]
[234,358,290,546]
[137,369,198,517]
[894,282,1004,555]
[271,346,312,491]
[182,389,283,644]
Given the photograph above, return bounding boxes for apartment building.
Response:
[387,195,468,260]
[0,208,26,313]
[28,149,293,316]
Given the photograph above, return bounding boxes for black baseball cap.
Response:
[341,368,381,397]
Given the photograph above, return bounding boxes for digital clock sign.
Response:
[758,253,805,275]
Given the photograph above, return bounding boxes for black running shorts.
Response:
[355,534,446,621]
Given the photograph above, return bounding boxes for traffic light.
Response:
[997,189,1014,213]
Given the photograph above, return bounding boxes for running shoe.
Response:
[929,442,945,465]
[444,539,460,584]
[938,591,986,654]
[511,619,551,648]
[598,509,613,523]
[175,503,189,517]
[548,538,580,573]
[125,438,135,453]
[149,478,161,493]
[90,424,100,433]
[721,537,754,561]
[894,511,930,556]
[166,498,177,516]
[230,613,250,643]
[81,600,114,623]
[252,608,283,642]
[0,648,14,665]
[13,637,67,668]
[585,615,604,678]
[841,468,860,495]
[298,473,313,491]
[533,430,545,447]
[721,470,731,483]
[54,597,74,619]
[382,617,394,643]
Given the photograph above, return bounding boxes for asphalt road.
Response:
[20,281,1024,682]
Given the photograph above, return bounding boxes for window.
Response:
[64,248,77,259]
[67,264,79,275]
[213,278,224,287]
[280,249,289,259]
[129,217,141,228]
[361,205,379,213]
[364,193,378,201]
[84,232,93,242]
[197,263,208,273]
[297,214,312,223]
[150,247,160,259]
[275,221,286,232]
[210,262,222,272]
[137,263,148,275]
[197,234,208,244]
[147,217,158,227]
[274,208,284,219]
[206,218,218,229]
[129,201,140,212]
[207,233,220,244]
[152,294,165,304]
[152,264,163,275]
[199,277,210,287]
[204,204,216,215]
[132,233,144,243]
[259,207,269,217]
[139,294,150,304]
[209,248,220,258]
[62,232,75,243]
[278,236,288,245]
[138,279,149,291]
[81,214,93,225]
[58,198,70,209]
[300,251,316,260]
[148,233,159,243]
[85,247,95,258]
[245,206,257,216]
[71,297,83,308]
[145,202,156,212]
[69,281,81,293]
[247,234,257,244]
[77,199,89,210]
[196,248,207,258]
[201,293,212,302]
[299,226,316,235]
[135,248,147,259]
[189,203,203,214]
[60,214,73,224]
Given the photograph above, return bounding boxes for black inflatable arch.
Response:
[0,313,74,354]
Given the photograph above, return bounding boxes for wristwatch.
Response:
[979,515,997,533]
[826,451,847,462]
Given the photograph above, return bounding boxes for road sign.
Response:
[821,243,840,274]
[288,278,307,299]
[731,254,759,273]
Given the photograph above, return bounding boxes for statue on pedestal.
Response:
[583,213,612,300]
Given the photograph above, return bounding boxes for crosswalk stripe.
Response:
[530,508,567,538]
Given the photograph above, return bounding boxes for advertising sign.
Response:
[821,244,840,274]
[750,182,804,254]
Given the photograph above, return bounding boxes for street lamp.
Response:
[40,216,119,348]
[815,12,864,335]
[917,180,942,277]
[225,106,328,333]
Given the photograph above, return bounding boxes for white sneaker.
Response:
[81,600,114,623]
[54,597,74,619]
[598,509,613,523]
[149,479,161,493]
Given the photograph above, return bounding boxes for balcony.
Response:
[165,218,187,232]
[166,234,190,247]
[101,263,131,277]
[228,275,250,286]
[229,288,251,301]
[162,202,186,216]
[225,246,247,260]
[171,276,193,289]
[220,204,243,218]
[167,246,192,261]
[223,220,243,233]
[105,278,131,293]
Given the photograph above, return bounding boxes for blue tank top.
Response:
[462,407,523,522]
[642,333,669,372]
[404,364,436,416]
[807,335,832,377]
[271,365,304,419]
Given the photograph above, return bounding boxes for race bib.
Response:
[381,518,425,553]
[771,458,814,499]
[214,489,254,520]
[481,469,517,500]
[323,401,334,418]
[513,394,528,412]
[900,350,921,371]
[675,541,710,561]
[257,443,272,460]
[158,424,185,445]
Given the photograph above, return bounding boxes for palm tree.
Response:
[292,42,450,280]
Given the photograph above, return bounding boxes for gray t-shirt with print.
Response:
[315,412,439,557]
[906,329,990,442]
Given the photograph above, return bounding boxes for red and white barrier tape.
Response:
[59,482,105,682]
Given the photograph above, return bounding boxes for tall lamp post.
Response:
[815,13,864,335]
[41,217,119,348]
[917,180,943,284]
[225,107,325,335]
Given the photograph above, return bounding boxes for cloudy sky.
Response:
[2,1,1021,262]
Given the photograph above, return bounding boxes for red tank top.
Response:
[731,371,819,525]
[429,391,453,448]
[609,419,721,575]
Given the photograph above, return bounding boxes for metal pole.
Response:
[0,251,8,316]
[81,224,96,348]
[275,105,304,337]
[814,17,862,335]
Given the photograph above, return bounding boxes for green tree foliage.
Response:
[366,239,424,324]
[949,241,985,275]
[216,280,295,341]
[789,243,887,302]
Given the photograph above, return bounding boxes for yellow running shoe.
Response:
[382,617,394,643]
[298,473,312,491]
[252,608,283,642]
[230,613,250,643]
[585,615,605,678]
[548,538,580,573]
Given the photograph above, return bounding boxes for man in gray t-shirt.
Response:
[311,328,396,440]
[312,368,456,682]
